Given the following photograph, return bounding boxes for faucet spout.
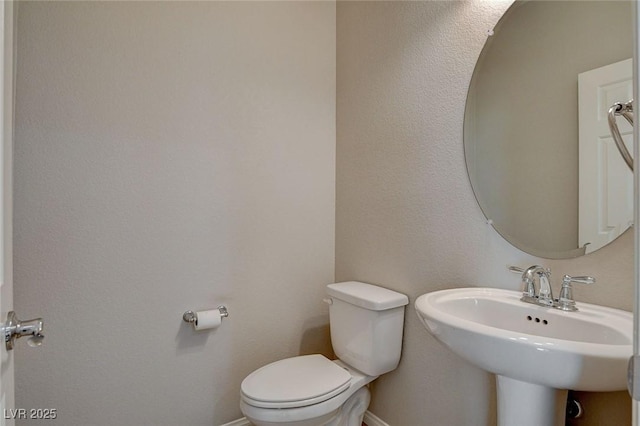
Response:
[520,265,541,301]
[520,265,554,306]
[536,270,554,306]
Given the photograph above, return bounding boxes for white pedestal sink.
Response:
[415,288,632,426]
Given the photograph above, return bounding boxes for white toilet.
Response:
[240,281,409,426]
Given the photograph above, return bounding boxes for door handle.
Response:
[3,311,44,350]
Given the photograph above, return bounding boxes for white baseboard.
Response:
[220,418,251,426]
[363,411,390,426]
[221,411,389,426]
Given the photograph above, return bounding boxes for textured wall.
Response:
[14,2,335,425]
[336,1,633,425]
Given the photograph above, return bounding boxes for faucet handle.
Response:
[557,274,595,311]
[563,275,595,285]
[507,265,524,274]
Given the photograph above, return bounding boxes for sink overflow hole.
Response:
[526,315,548,325]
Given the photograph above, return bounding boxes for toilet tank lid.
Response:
[327,281,408,311]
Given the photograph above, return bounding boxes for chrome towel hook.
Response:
[607,99,634,171]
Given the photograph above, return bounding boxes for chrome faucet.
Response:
[557,274,595,311]
[508,265,595,311]
[520,265,554,306]
[536,267,554,306]
[514,265,539,302]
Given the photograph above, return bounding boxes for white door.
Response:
[578,58,634,254]
[0,2,15,425]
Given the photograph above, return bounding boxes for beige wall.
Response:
[13,2,335,425]
[337,1,632,425]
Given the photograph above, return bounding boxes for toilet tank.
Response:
[326,281,409,376]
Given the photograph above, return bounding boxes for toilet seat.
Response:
[241,355,352,409]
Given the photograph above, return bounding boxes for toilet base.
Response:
[327,386,370,426]
[244,410,338,426]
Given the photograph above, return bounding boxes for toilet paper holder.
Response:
[182,306,229,324]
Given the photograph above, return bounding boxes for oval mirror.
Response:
[464,0,633,259]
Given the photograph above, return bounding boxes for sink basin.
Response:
[415,287,632,426]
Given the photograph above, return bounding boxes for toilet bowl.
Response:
[239,282,409,426]
[240,356,375,426]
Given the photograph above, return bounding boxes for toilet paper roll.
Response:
[193,310,222,331]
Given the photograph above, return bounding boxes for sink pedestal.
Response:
[496,376,567,426]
